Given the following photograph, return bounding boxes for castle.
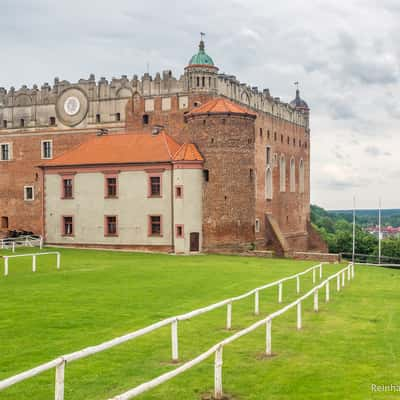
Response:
[0,37,327,254]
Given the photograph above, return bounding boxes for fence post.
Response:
[319,264,323,279]
[56,253,61,270]
[214,346,223,400]
[40,238,43,249]
[351,263,355,279]
[314,289,319,312]
[4,257,9,276]
[325,281,330,302]
[32,255,37,272]
[296,275,300,294]
[347,265,351,281]
[342,271,345,287]
[266,318,272,356]
[226,302,232,330]
[254,290,259,315]
[55,360,66,400]
[337,275,341,291]
[278,282,283,304]
[171,319,179,362]
[312,268,316,284]
[297,302,302,330]
[12,242,15,253]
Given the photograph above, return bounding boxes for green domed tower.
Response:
[184,35,219,93]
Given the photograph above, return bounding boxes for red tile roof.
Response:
[173,143,203,161]
[41,131,203,167]
[188,97,257,117]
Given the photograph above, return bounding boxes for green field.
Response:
[0,248,399,399]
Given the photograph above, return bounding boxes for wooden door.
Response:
[190,232,200,252]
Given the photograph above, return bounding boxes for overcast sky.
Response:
[1,0,399,210]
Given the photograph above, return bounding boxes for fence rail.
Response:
[341,252,400,266]
[0,235,43,253]
[0,262,326,399]
[109,263,354,400]
[2,252,61,276]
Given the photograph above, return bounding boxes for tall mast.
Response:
[352,196,356,265]
[378,198,382,265]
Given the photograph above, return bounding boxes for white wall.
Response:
[45,167,203,253]
[173,168,203,253]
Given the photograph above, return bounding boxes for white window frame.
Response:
[0,143,12,161]
[24,185,34,201]
[290,157,296,193]
[299,159,305,194]
[280,155,286,192]
[265,167,273,200]
[161,97,171,111]
[255,218,260,233]
[144,98,154,112]
[41,140,53,159]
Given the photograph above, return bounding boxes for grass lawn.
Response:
[0,248,399,399]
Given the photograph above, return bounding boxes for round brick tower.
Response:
[185,98,257,251]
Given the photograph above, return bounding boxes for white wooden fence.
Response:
[0,235,43,253]
[109,263,355,400]
[0,262,326,399]
[2,252,61,276]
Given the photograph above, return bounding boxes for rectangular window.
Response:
[175,185,183,199]
[144,99,155,112]
[62,216,73,236]
[105,177,118,198]
[62,177,73,199]
[105,216,118,236]
[162,97,171,111]
[41,140,53,159]
[0,143,11,161]
[255,218,260,233]
[149,176,161,197]
[149,215,162,236]
[96,114,101,123]
[3,120,7,129]
[24,186,34,201]
[179,96,189,109]
[1,216,9,229]
[266,146,271,165]
[203,169,209,182]
[176,224,184,238]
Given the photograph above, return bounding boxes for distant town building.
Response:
[365,225,400,239]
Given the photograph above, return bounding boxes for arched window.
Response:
[202,77,205,87]
[290,157,295,192]
[196,77,200,87]
[280,155,286,192]
[265,167,273,199]
[299,159,305,193]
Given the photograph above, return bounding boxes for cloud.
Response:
[1,0,400,208]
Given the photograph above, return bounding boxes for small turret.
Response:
[184,34,219,93]
[290,84,309,112]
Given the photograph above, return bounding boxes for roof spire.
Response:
[199,32,206,52]
[294,81,300,98]
[290,81,309,111]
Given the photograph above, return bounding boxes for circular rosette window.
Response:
[56,88,89,126]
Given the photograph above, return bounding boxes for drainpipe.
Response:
[171,163,175,253]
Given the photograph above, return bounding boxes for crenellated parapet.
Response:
[217,73,309,128]
[0,38,309,131]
